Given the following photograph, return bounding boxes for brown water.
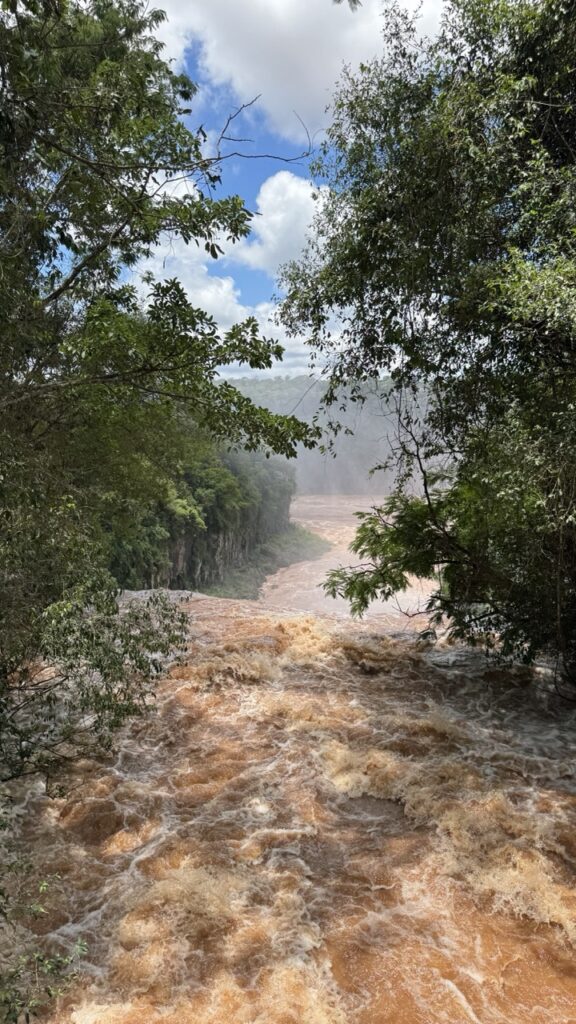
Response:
[261,496,434,621]
[8,498,576,1023]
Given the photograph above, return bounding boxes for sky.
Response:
[143,0,444,377]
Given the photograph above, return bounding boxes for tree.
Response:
[280,0,576,675]
[0,0,316,779]
[333,0,363,10]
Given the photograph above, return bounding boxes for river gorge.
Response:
[10,497,576,1024]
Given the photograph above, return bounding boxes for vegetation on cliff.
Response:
[109,446,306,593]
[204,523,330,599]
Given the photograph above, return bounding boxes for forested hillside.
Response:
[108,443,299,592]
[236,375,400,494]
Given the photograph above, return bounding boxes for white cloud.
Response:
[145,1,446,376]
[137,166,325,375]
[137,236,311,376]
[234,171,320,276]
[140,236,246,328]
[157,0,444,142]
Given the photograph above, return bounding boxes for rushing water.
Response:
[7,498,576,1023]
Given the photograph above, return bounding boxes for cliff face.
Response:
[111,450,295,592]
[166,531,251,590]
[166,481,292,589]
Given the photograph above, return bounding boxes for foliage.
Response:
[1,577,187,781]
[0,0,316,780]
[281,0,576,672]
[109,446,301,591]
[0,940,86,1023]
[0,854,87,1023]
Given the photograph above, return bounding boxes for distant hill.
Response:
[236,376,401,495]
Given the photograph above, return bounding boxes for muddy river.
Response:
[9,498,576,1022]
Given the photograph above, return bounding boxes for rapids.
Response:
[7,497,576,1022]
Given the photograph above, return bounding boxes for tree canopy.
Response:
[281,0,576,675]
[0,0,315,780]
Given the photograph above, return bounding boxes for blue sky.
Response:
[142,0,443,376]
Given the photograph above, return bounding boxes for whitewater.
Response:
[10,497,576,1023]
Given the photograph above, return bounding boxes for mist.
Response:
[236,375,401,495]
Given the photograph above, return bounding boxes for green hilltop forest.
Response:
[236,375,401,495]
[109,443,328,598]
